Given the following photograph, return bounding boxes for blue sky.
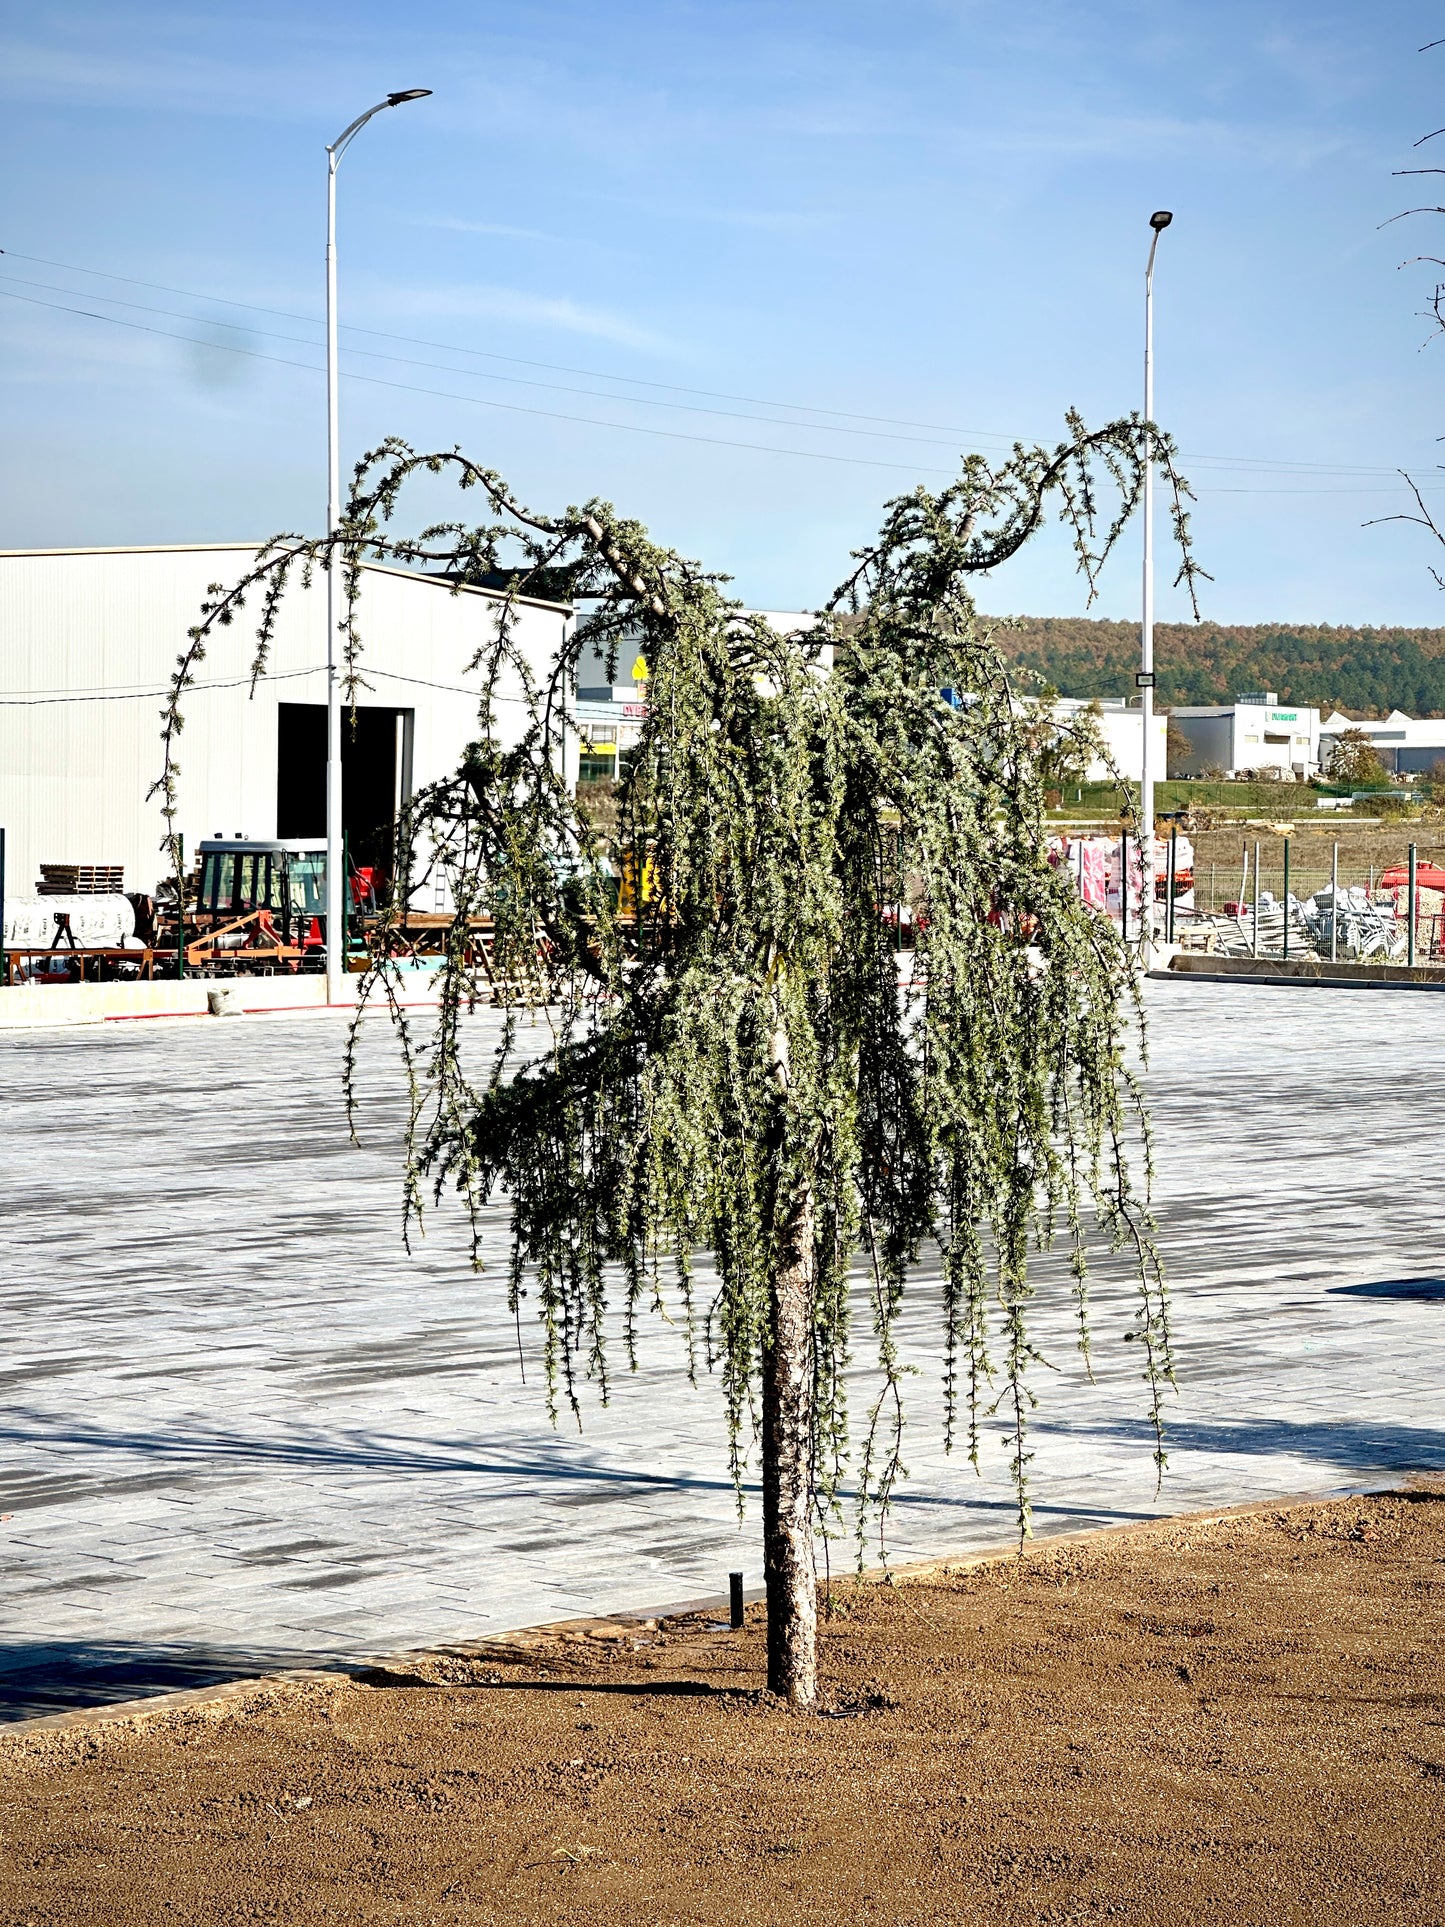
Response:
[3,0,1445,622]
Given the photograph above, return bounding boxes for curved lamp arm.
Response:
[329,89,432,165]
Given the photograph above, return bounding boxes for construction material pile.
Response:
[35,863,124,895]
[1170,888,1408,961]
[1053,833,1195,921]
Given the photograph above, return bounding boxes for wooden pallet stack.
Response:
[35,864,125,896]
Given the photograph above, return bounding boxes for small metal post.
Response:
[729,1571,744,1631]
[1409,842,1418,968]
[175,832,186,981]
[1252,839,1260,959]
[1330,842,1339,962]
[1282,838,1290,960]
[0,826,7,987]
[1120,828,1129,945]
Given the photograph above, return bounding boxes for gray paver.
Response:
[2,981,1443,1719]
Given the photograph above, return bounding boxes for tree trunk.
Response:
[762,1163,818,1704]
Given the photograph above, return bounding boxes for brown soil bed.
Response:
[3,1486,1443,1925]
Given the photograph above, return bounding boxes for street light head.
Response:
[387,89,432,105]
[1149,210,1173,231]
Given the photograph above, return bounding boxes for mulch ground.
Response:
[2,1484,1442,1926]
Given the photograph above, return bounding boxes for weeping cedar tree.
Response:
[163,413,1203,1705]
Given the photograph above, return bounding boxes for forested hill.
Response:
[981,616,1445,716]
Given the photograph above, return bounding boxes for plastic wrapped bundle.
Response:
[2,894,138,950]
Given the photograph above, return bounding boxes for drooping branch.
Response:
[829,413,1207,621]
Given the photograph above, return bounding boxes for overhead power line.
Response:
[2,247,1442,493]
[0,286,963,477]
[0,246,1010,442]
[0,665,325,705]
[0,268,971,450]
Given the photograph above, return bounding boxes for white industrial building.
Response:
[1318,709,1445,777]
[1168,693,1321,780]
[0,544,573,901]
[1051,696,1166,784]
[572,651,1164,789]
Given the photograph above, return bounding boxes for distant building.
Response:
[0,543,571,898]
[575,623,650,781]
[1051,697,1166,784]
[1169,693,1320,780]
[574,609,817,782]
[1318,709,1445,777]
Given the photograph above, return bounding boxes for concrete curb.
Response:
[0,972,446,1031]
[1154,960,1445,993]
[2,1480,1403,1739]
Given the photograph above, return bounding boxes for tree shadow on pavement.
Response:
[1060,1415,1445,1473]
[0,1638,318,1724]
[0,1414,1160,1522]
[1329,1277,1445,1303]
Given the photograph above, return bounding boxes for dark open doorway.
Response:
[276,703,413,877]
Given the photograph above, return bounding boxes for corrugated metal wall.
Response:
[0,546,571,896]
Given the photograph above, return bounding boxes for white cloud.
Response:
[657,203,831,234]
[412,216,564,243]
[376,282,674,353]
[956,107,1358,172]
[0,30,302,119]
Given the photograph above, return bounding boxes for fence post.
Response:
[895,828,904,953]
[1252,838,1260,959]
[1120,828,1129,946]
[342,829,352,983]
[1331,841,1339,963]
[1283,838,1290,961]
[1167,824,1178,944]
[175,832,185,981]
[1408,842,1417,969]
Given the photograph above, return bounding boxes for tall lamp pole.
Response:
[325,89,431,1004]
[1138,208,1172,969]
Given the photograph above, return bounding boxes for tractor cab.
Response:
[195,839,330,925]
[188,839,332,970]
[280,841,327,922]
[196,840,292,923]
[185,840,382,973]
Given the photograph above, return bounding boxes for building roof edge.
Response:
[0,544,572,614]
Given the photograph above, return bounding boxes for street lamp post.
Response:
[1138,208,1172,970]
[325,89,431,1004]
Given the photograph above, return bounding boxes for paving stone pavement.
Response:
[2,981,1442,1720]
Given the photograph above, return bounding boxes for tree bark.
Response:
[762,1160,818,1705]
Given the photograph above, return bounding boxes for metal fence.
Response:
[1053,830,1445,966]
[1169,836,1444,965]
